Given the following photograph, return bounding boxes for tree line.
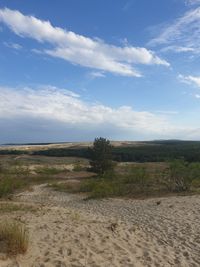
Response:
[2,140,200,163]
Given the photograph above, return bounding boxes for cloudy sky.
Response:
[1,0,200,143]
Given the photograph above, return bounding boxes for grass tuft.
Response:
[0,221,28,255]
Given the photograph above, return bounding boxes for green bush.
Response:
[162,160,196,192]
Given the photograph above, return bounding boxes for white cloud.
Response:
[178,74,200,87]
[0,85,169,134]
[3,41,22,50]
[0,8,169,77]
[149,7,200,53]
[195,94,200,98]
[161,45,196,53]
[0,85,200,141]
[155,110,179,115]
[89,71,105,78]
[185,0,200,5]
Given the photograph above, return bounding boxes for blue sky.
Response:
[1,0,200,143]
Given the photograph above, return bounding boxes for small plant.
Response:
[0,221,28,255]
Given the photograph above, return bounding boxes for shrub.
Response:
[124,166,150,192]
[0,221,28,255]
[163,160,194,192]
[189,162,200,180]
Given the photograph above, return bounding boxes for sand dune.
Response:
[0,185,200,266]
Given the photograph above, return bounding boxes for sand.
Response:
[0,141,146,152]
[0,184,200,267]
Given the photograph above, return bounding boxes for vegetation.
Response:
[89,137,113,174]
[32,147,90,158]
[0,221,28,255]
[73,160,86,171]
[0,176,27,198]
[0,161,69,198]
[36,166,63,175]
[0,149,27,155]
[18,140,200,163]
[1,140,200,199]
[0,203,37,213]
[51,160,200,199]
[162,160,200,192]
[112,141,200,162]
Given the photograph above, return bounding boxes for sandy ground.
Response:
[0,141,146,152]
[0,185,200,267]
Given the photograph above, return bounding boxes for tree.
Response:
[89,137,113,174]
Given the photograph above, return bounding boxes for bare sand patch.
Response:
[0,185,200,266]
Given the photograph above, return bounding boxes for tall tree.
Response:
[89,137,113,174]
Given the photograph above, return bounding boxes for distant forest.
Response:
[2,140,200,162]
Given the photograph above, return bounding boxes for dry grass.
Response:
[0,202,37,213]
[0,221,28,255]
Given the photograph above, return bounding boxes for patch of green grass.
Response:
[87,179,120,199]
[0,221,28,255]
[36,166,63,175]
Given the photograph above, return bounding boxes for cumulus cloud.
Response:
[149,7,200,53]
[0,8,169,77]
[178,74,200,87]
[0,85,169,132]
[0,85,200,142]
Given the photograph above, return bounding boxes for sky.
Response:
[1,0,200,143]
